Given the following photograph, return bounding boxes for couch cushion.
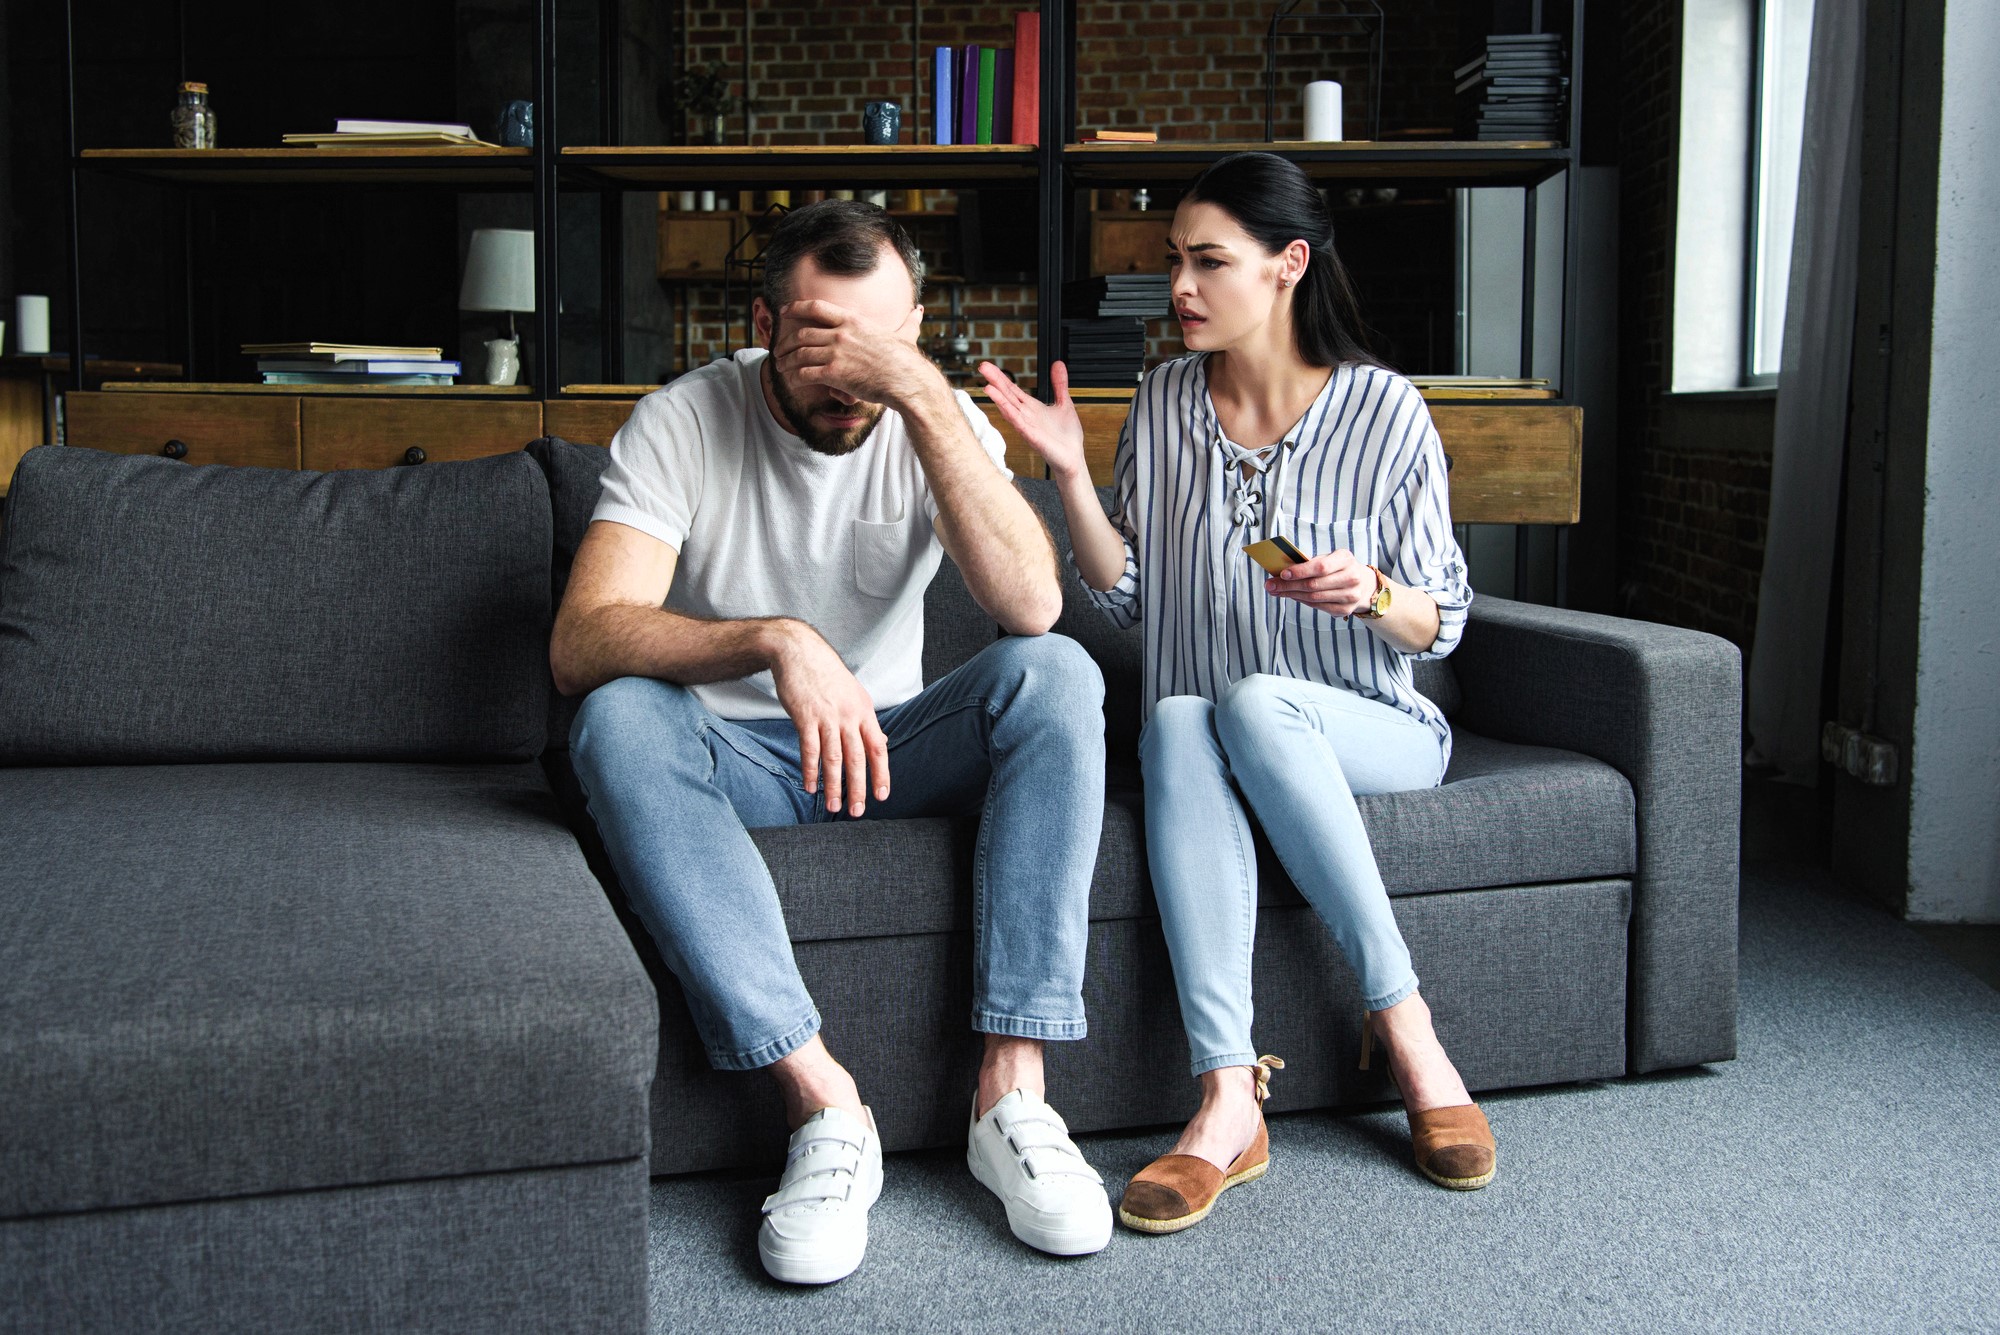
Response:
[0,447,552,764]
[0,762,656,1220]
[742,729,1628,940]
[527,436,610,753]
[1016,479,1146,765]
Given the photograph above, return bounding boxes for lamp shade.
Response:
[459,228,536,312]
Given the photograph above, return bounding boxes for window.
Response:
[1747,0,1816,382]
[1671,0,1816,392]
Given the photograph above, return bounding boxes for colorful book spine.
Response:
[1011,12,1040,146]
[933,47,954,145]
[958,46,980,152]
[977,48,997,144]
[993,50,1015,145]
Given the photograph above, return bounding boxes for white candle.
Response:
[1304,81,1343,142]
[15,295,50,355]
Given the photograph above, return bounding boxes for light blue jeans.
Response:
[1140,673,1446,1076]
[569,635,1106,1071]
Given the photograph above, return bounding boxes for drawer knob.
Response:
[1442,451,1455,473]
[161,439,189,460]
[403,447,427,466]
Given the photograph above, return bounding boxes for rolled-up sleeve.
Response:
[1384,411,1472,660]
[1069,410,1142,629]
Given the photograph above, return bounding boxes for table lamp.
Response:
[459,228,535,385]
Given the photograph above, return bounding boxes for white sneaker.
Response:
[757,1106,883,1285]
[966,1089,1112,1256]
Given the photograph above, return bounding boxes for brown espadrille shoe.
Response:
[1361,1015,1497,1190]
[1118,1055,1284,1234]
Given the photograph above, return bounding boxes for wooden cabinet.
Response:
[299,399,542,470]
[1090,213,1173,277]
[657,211,750,280]
[543,399,635,447]
[1049,396,1581,528]
[66,391,300,469]
[1428,404,1582,525]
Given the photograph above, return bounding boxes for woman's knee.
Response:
[1214,674,1304,750]
[1139,694,1216,766]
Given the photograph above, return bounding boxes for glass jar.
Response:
[171,82,218,149]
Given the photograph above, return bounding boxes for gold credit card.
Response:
[1244,536,1310,574]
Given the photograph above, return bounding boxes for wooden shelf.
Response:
[78,147,533,186]
[566,145,1037,188]
[99,381,536,396]
[1064,140,1568,189]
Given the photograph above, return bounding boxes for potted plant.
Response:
[670,61,742,145]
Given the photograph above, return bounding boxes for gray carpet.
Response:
[645,792,2000,1333]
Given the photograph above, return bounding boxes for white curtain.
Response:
[1745,0,1866,783]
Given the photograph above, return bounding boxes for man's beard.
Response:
[765,354,884,457]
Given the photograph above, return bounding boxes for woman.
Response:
[979,151,1493,1234]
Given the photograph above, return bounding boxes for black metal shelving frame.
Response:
[60,0,1588,597]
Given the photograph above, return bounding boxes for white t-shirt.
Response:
[592,348,1012,720]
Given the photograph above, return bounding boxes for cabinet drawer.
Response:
[978,399,1130,484]
[65,392,301,469]
[1090,216,1172,276]
[300,399,543,471]
[1429,404,1582,525]
[543,399,635,447]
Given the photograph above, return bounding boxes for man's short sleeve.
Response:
[591,388,705,551]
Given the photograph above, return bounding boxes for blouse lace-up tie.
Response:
[1217,437,1282,528]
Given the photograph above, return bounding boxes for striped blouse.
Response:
[1078,353,1473,764]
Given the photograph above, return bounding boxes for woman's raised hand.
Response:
[977,360,1088,482]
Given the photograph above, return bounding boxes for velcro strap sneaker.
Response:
[757,1106,883,1285]
[967,1089,1112,1256]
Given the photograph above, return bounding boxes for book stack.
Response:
[282,120,499,148]
[1060,318,1147,389]
[932,13,1040,146]
[1064,275,1171,320]
[1455,34,1568,141]
[244,342,459,386]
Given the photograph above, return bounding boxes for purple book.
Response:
[959,46,981,151]
[994,49,1015,144]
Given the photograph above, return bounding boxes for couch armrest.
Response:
[1452,596,1742,1074]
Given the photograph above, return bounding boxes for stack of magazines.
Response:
[1455,34,1568,141]
[1064,275,1171,320]
[281,120,499,148]
[1059,319,1147,388]
[243,343,459,386]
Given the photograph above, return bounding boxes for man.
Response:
[552,200,1111,1285]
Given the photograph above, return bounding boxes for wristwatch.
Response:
[1356,565,1392,620]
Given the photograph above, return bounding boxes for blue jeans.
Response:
[1140,674,1446,1076]
[569,635,1106,1071]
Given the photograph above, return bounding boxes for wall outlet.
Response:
[1821,721,1900,786]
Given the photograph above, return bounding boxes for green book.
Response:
[977,48,997,144]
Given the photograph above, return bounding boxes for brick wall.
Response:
[1613,0,1774,652]
[668,0,1462,382]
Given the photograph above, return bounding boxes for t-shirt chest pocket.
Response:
[852,510,926,600]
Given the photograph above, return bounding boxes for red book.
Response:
[1012,12,1040,146]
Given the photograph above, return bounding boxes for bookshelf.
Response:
[62,1,1588,398]
[59,1,1589,597]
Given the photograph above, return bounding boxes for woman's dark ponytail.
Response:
[1184,151,1382,369]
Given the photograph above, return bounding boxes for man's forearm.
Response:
[901,385,1062,634]
[551,602,794,697]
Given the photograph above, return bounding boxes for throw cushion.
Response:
[0,446,551,763]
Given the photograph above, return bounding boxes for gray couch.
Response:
[0,436,1741,1330]
[533,437,1742,1171]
